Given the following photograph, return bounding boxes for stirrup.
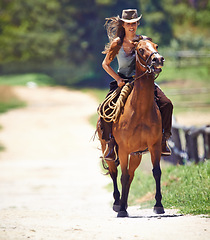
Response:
[104,144,118,161]
[161,140,171,156]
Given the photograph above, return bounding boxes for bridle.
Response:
[133,45,161,81]
[136,50,159,73]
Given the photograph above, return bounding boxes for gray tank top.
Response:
[116,46,136,78]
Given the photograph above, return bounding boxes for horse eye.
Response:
[156,45,159,49]
[139,48,144,54]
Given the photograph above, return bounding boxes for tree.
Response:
[138,0,173,45]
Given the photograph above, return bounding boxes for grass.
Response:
[0,73,55,86]
[156,65,210,114]
[0,85,26,113]
[0,85,26,152]
[157,65,210,83]
[105,157,210,215]
[129,160,210,215]
[0,73,56,114]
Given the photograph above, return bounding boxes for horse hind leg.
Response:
[97,121,120,212]
[105,161,120,212]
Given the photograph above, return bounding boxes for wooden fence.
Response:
[163,117,210,165]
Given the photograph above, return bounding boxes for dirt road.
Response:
[0,86,209,240]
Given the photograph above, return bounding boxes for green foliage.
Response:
[0,0,64,63]
[138,0,173,45]
[0,0,209,86]
[129,161,210,215]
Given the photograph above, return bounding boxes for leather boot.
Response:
[161,134,171,156]
[104,137,117,161]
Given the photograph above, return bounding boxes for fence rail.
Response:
[163,117,210,164]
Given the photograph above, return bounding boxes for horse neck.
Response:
[131,65,155,114]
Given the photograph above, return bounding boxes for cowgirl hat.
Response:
[120,9,142,23]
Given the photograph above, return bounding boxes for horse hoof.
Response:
[153,206,165,214]
[117,211,129,218]
[113,204,121,212]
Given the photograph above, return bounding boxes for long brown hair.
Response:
[102,16,125,54]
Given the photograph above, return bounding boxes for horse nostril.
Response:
[161,57,165,62]
[153,57,157,63]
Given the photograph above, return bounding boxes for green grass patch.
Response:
[0,100,26,114]
[157,65,210,83]
[129,161,210,215]
[0,142,5,152]
[0,73,56,113]
[0,73,55,86]
[156,65,210,114]
[0,86,26,113]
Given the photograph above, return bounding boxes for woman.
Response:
[100,9,173,160]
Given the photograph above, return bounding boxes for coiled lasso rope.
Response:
[97,82,134,123]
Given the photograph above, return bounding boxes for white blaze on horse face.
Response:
[147,41,157,53]
[146,41,162,67]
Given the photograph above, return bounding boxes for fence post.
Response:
[184,127,200,163]
[204,126,210,159]
[171,127,184,164]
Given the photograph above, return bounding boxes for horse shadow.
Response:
[124,207,183,219]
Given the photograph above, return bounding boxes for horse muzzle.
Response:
[151,54,165,73]
[152,55,165,67]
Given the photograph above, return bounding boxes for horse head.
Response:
[134,38,165,74]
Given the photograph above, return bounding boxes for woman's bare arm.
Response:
[102,38,125,88]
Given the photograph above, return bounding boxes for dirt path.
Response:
[0,86,209,240]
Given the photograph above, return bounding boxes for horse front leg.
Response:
[118,168,130,217]
[106,161,120,212]
[150,147,165,214]
[117,154,142,217]
[152,165,165,214]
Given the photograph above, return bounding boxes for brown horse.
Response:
[97,38,165,217]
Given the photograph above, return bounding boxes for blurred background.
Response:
[0,0,209,87]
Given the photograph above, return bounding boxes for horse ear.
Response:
[147,37,152,41]
[141,35,152,41]
[130,35,142,46]
[130,40,138,47]
[133,35,142,42]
